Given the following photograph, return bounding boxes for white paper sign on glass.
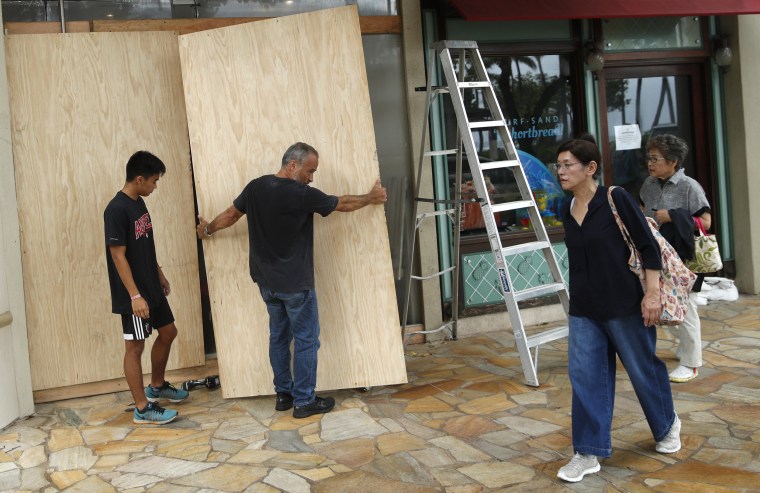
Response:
[614,124,642,151]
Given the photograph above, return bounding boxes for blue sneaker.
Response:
[145,381,189,403]
[133,402,178,425]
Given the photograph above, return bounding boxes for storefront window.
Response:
[444,53,574,235]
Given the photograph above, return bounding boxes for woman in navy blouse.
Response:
[555,135,681,483]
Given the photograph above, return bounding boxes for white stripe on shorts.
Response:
[133,314,144,340]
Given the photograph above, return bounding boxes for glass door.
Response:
[599,64,713,204]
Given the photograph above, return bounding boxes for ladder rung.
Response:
[424,149,458,157]
[512,282,566,302]
[405,321,454,337]
[525,326,569,348]
[491,200,534,213]
[417,198,481,205]
[416,209,455,219]
[479,159,520,171]
[412,266,456,281]
[469,120,506,129]
[502,241,551,257]
[457,81,490,89]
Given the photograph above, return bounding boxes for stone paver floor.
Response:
[2,296,760,492]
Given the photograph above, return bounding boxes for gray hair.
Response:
[281,142,319,168]
[647,134,689,168]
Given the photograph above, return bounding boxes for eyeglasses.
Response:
[552,161,583,171]
[646,156,667,163]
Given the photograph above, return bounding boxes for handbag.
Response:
[607,187,696,326]
[686,217,723,273]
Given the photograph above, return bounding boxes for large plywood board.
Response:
[5,32,204,390]
[178,5,407,398]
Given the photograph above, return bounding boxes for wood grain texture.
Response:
[178,5,407,398]
[5,32,204,390]
[3,21,91,34]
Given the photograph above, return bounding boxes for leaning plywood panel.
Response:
[179,5,406,398]
[5,32,204,390]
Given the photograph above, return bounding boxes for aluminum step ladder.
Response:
[401,40,570,387]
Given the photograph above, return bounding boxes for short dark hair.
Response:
[281,142,318,168]
[647,134,689,169]
[126,151,166,182]
[556,133,602,179]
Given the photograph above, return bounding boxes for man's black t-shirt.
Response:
[233,175,338,293]
[104,191,165,314]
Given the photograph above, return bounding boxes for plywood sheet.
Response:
[5,32,204,390]
[178,5,407,398]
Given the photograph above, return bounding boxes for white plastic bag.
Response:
[702,277,739,302]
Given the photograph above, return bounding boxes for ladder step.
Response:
[525,326,569,348]
[424,149,458,157]
[491,200,534,213]
[479,159,520,171]
[502,241,551,257]
[412,266,456,281]
[469,120,506,129]
[457,81,490,89]
[416,209,455,220]
[513,282,566,302]
[405,321,454,337]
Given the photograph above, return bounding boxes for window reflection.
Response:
[444,53,574,235]
[606,75,694,197]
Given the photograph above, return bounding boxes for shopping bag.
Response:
[686,217,723,273]
[607,187,696,326]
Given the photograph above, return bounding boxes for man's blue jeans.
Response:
[568,313,675,457]
[258,286,320,407]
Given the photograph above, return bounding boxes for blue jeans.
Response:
[568,313,675,457]
[258,286,320,407]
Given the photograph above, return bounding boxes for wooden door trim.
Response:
[4,16,401,35]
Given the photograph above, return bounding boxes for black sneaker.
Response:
[275,392,294,411]
[293,396,335,419]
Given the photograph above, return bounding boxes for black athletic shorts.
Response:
[120,297,175,341]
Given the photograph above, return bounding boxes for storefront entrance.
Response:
[599,64,715,208]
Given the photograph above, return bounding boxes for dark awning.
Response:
[449,0,760,21]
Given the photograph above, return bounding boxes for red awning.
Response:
[449,0,760,21]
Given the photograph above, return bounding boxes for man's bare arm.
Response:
[335,178,387,212]
[196,205,245,239]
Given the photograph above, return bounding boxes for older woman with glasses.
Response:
[640,134,711,383]
[555,134,680,483]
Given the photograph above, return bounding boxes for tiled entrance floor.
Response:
[2,296,759,492]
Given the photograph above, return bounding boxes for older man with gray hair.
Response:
[197,142,386,418]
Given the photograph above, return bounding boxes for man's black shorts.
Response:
[120,297,175,341]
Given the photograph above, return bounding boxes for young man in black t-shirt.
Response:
[104,151,189,424]
[196,142,386,419]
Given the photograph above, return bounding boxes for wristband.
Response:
[204,225,213,237]
[130,294,142,301]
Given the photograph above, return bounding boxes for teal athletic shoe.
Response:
[133,402,178,425]
[145,381,189,403]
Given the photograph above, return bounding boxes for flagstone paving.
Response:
[2,296,760,492]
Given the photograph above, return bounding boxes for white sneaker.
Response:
[656,412,682,453]
[557,453,600,482]
[669,365,698,383]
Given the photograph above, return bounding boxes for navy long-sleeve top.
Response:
[561,186,662,320]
